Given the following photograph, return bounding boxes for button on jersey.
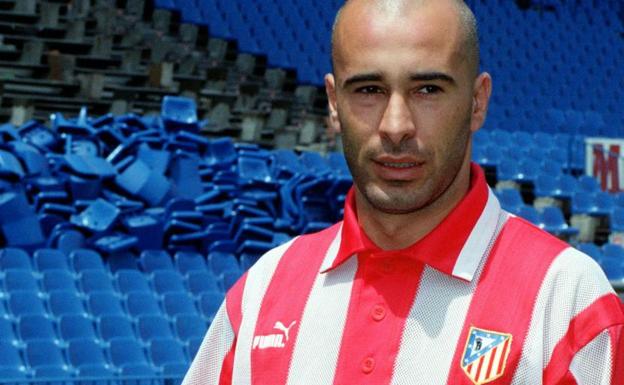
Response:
[183,166,624,385]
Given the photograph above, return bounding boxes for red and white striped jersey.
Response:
[183,165,624,385]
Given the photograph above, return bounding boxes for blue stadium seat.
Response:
[0,248,32,270]
[198,292,224,321]
[70,249,105,272]
[107,252,139,272]
[0,317,17,343]
[108,337,155,376]
[496,188,525,214]
[174,314,207,342]
[186,271,221,296]
[186,336,203,361]
[4,269,39,292]
[97,314,136,341]
[58,314,97,342]
[25,340,71,377]
[18,314,58,342]
[577,243,603,262]
[42,270,77,292]
[33,248,70,271]
[610,207,624,232]
[140,250,175,272]
[116,270,151,294]
[208,252,241,276]
[67,339,113,378]
[577,175,601,193]
[48,290,86,317]
[539,206,579,237]
[0,341,27,378]
[87,292,125,317]
[220,270,242,292]
[152,270,187,295]
[137,315,175,341]
[516,205,541,226]
[79,270,115,293]
[174,251,208,274]
[148,338,188,375]
[125,292,163,318]
[162,292,199,318]
[9,291,47,317]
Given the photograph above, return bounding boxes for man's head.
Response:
[325,0,491,216]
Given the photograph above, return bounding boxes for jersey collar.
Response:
[321,163,502,282]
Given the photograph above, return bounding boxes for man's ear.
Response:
[470,72,492,133]
[325,73,341,133]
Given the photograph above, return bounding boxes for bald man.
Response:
[183,1,624,384]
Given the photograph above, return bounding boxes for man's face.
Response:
[326,1,490,215]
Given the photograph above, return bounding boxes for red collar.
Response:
[323,163,492,280]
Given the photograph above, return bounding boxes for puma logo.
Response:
[252,320,298,350]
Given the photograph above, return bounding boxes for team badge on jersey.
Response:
[461,327,512,385]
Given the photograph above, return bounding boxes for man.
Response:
[183,1,624,384]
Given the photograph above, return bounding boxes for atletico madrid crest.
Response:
[461,327,512,385]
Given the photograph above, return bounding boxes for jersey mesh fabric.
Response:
[184,303,232,385]
[511,248,615,384]
[570,331,612,385]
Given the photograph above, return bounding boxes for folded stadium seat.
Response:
[108,337,156,377]
[18,314,58,342]
[25,339,73,380]
[162,292,199,319]
[197,291,224,321]
[174,314,206,343]
[70,249,106,272]
[495,188,525,214]
[148,338,189,377]
[115,159,172,207]
[137,314,175,342]
[539,206,579,241]
[174,251,208,275]
[67,338,115,378]
[185,271,221,296]
[87,292,126,318]
[48,290,86,318]
[516,205,541,226]
[125,292,163,318]
[4,269,39,292]
[79,270,115,294]
[41,270,77,293]
[576,242,603,263]
[140,250,175,273]
[0,248,32,270]
[9,291,47,318]
[151,270,187,295]
[0,192,45,248]
[207,252,241,277]
[115,270,151,295]
[271,149,305,181]
[186,336,203,362]
[58,314,98,342]
[97,314,136,342]
[33,248,70,271]
[0,340,28,379]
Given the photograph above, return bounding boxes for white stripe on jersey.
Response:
[233,238,297,384]
[286,230,357,385]
[511,247,615,384]
[391,265,480,385]
[182,302,233,385]
[570,330,612,385]
[452,188,501,281]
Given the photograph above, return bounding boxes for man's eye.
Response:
[355,86,383,94]
[418,85,442,94]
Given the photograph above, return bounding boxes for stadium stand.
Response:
[0,0,620,383]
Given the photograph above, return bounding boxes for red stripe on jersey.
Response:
[332,254,424,385]
[610,322,624,385]
[543,293,624,385]
[497,338,509,375]
[251,224,341,385]
[447,217,568,385]
[485,345,497,378]
[219,272,248,385]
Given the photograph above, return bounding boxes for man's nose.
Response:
[378,93,417,145]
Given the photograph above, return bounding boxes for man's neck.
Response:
[355,167,471,251]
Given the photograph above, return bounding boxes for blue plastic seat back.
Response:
[115,270,151,294]
[208,252,241,276]
[18,314,57,342]
[162,292,199,318]
[151,270,186,295]
[9,291,47,317]
[25,339,66,368]
[33,248,69,271]
[48,290,86,317]
[67,338,108,368]
[140,250,174,273]
[516,205,541,226]
[41,269,76,293]
[79,270,115,293]
[186,271,221,296]
[198,291,224,321]
[602,243,624,260]
[88,292,125,318]
[174,251,208,275]
[0,248,32,270]
[58,314,97,342]
[577,175,601,193]
[497,188,524,213]
[126,292,163,318]
[97,314,136,341]
[71,249,105,272]
[577,243,603,262]
[162,96,198,125]
[0,317,17,343]
[70,199,120,233]
[174,314,207,342]
[4,269,39,292]
[0,340,24,369]
[108,337,151,367]
[611,207,624,232]
[148,338,188,367]
[137,315,175,342]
